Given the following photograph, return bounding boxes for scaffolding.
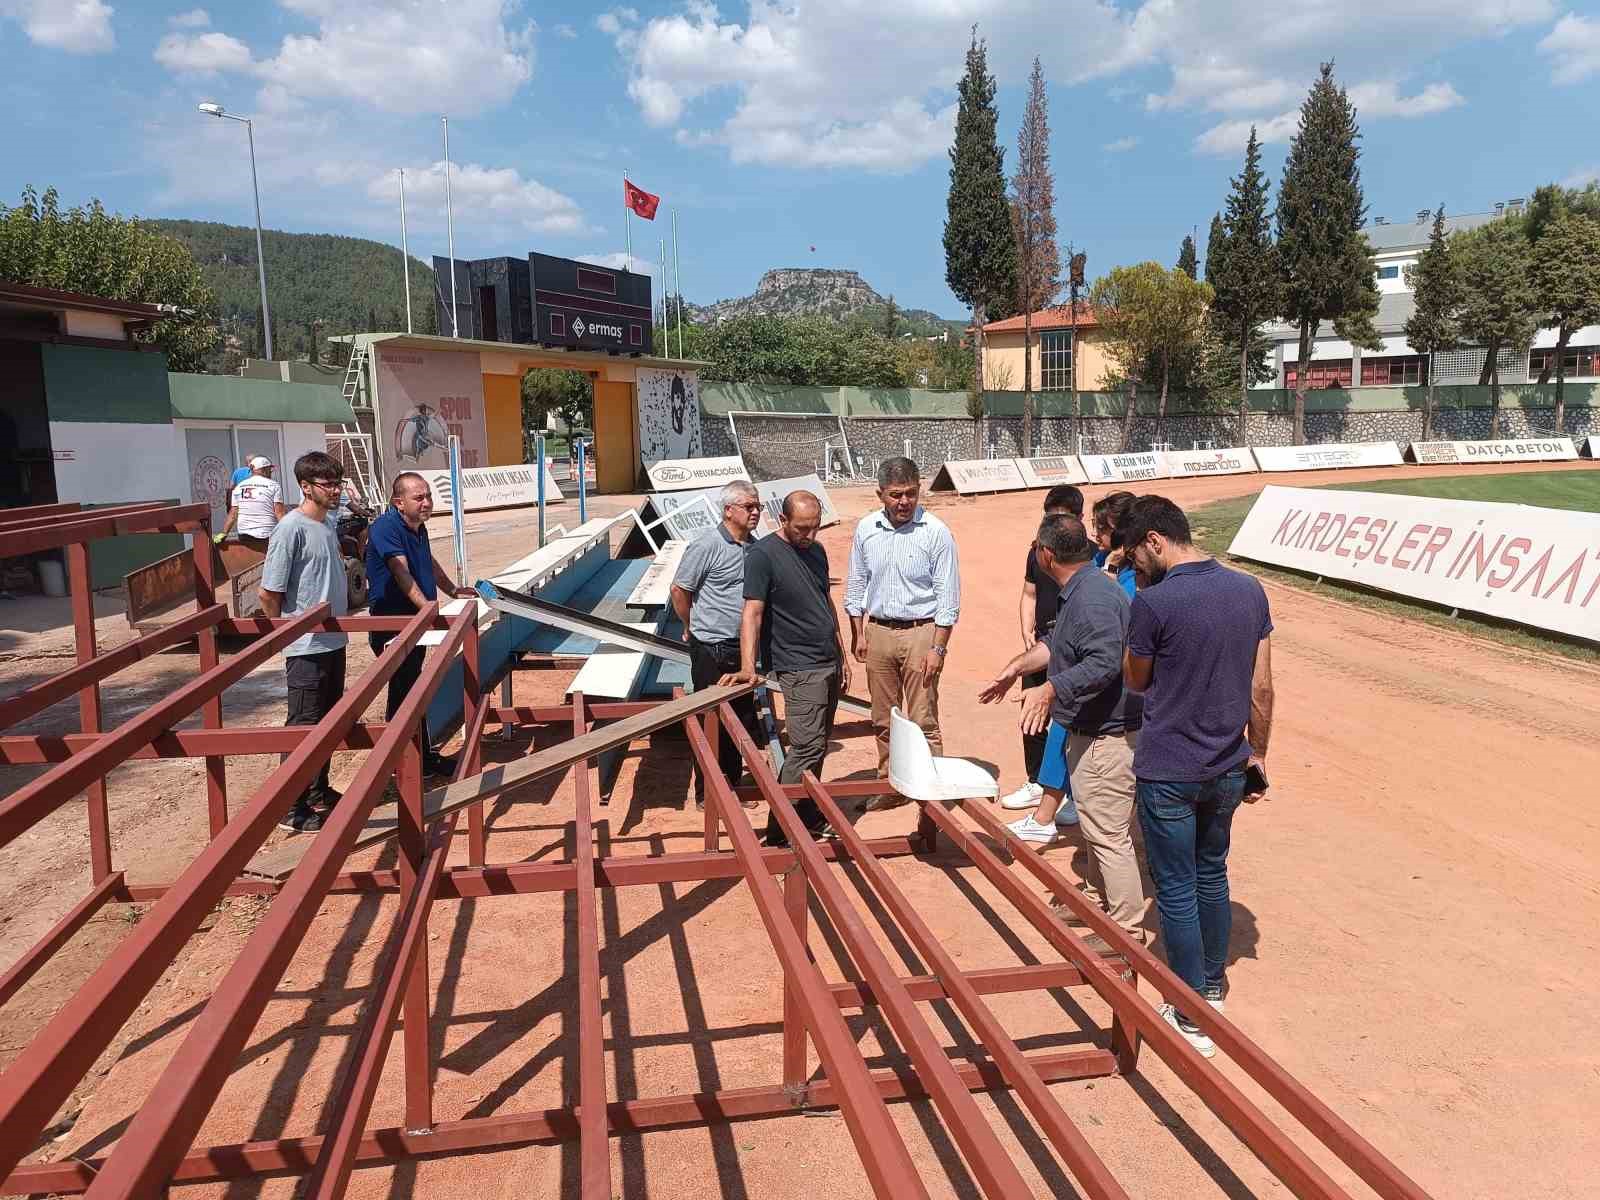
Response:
[0,499,1436,1200]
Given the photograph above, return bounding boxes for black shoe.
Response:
[423,752,458,778]
[309,787,343,812]
[278,804,324,833]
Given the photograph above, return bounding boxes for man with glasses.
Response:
[670,480,764,808]
[259,452,351,832]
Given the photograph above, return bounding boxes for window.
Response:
[1360,355,1428,386]
[1529,345,1600,379]
[1039,329,1073,391]
[1284,359,1352,389]
[575,267,616,295]
[1375,264,1400,280]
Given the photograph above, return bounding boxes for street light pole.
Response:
[199,102,273,360]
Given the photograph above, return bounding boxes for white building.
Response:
[1262,203,1600,389]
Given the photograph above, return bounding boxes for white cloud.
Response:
[555,23,576,39]
[1194,111,1300,156]
[1565,165,1600,188]
[596,9,637,37]
[578,251,660,277]
[1347,80,1465,118]
[0,0,114,52]
[168,7,208,26]
[368,162,591,238]
[1539,13,1600,83]
[154,29,251,73]
[1103,136,1139,152]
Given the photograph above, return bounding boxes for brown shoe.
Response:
[861,792,911,813]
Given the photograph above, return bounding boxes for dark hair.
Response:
[1035,512,1094,564]
[391,470,428,499]
[1042,484,1083,517]
[1091,490,1136,548]
[294,451,344,487]
[876,456,920,488]
[1119,495,1192,548]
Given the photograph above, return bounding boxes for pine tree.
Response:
[1402,206,1463,440]
[1276,63,1381,443]
[881,294,899,339]
[306,318,319,365]
[366,305,378,333]
[1177,234,1198,279]
[1528,210,1600,433]
[1454,220,1537,438]
[1209,128,1281,445]
[1009,56,1062,455]
[944,27,1018,401]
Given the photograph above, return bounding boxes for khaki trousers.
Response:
[865,619,942,777]
[1067,730,1146,941]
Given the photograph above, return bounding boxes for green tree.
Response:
[521,368,592,455]
[306,318,319,365]
[1009,55,1062,454]
[1177,234,1198,279]
[881,294,899,339]
[0,187,224,371]
[1528,210,1600,432]
[1089,262,1168,450]
[1454,220,1537,438]
[698,315,902,387]
[1276,64,1381,443]
[1150,268,1213,438]
[944,28,1018,390]
[1402,206,1464,441]
[1208,128,1281,445]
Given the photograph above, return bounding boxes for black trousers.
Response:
[1021,667,1048,782]
[370,633,433,751]
[285,647,347,802]
[688,635,760,799]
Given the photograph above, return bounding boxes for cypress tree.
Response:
[1276,63,1380,443]
[1009,55,1061,454]
[1454,220,1537,438]
[1210,127,1281,445]
[1177,234,1197,279]
[1528,210,1600,433]
[1402,206,1463,440]
[944,27,1018,397]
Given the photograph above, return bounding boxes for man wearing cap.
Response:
[217,456,285,553]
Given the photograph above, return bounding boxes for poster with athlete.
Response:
[373,347,488,483]
[636,367,702,466]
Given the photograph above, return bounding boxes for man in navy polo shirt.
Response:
[366,471,471,776]
[1121,495,1275,1059]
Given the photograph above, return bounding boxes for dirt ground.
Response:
[2,461,1598,1199]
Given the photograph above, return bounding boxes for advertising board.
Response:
[529,252,652,354]
[1251,442,1403,472]
[421,463,563,514]
[757,473,839,528]
[928,458,1028,494]
[1014,456,1089,488]
[636,368,704,466]
[1408,438,1578,465]
[373,348,488,483]
[1584,436,1600,459]
[1078,452,1168,483]
[646,455,750,492]
[1161,447,1259,477]
[1228,485,1600,642]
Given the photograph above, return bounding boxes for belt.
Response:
[869,616,933,629]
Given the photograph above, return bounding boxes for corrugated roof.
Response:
[1366,210,1498,253]
[981,302,1099,334]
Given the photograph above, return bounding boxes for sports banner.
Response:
[1251,442,1403,472]
[646,455,750,492]
[757,473,840,528]
[1585,436,1600,459]
[373,347,487,480]
[1229,485,1600,642]
[421,463,563,514]
[1161,447,1259,477]
[928,458,1028,494]
[1408,437,1578,465]
[1078,452,1168,483]
[1015,456,1089,488]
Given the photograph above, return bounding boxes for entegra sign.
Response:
[1409,438,1578,464]
[1229,485,1600,642]
[1251,442,1404,472]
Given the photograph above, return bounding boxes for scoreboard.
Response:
[530,253,652,355]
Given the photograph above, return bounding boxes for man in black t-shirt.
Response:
[721,490,851,845]
[1002,485,1084,824]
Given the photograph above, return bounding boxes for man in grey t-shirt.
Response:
[260,451,350,833]
[670,480,763,805]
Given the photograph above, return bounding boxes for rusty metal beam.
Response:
[0,503,211,557]
[570,693,612,1199]
[0,724,387,765]
[0,872,124,1009]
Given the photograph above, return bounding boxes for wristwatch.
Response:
[930,645,947,657]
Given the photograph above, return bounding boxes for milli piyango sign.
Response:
[530,252,652,355]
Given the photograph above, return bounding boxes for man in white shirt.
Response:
[216,456,285,552]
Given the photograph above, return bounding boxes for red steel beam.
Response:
[0,871,124,1009]
[2,1047,1117,1195]
[683,715,930,1200]
[722,709,1033,1200]
[0,501,82,526]
[80,606,472,1197]
[802,776,1129,1200]
[192,510,228,838]
[221,615,442,636]
[570,693,612,1199]
[0,605,227,732]
[0,602,332,852]
[923,801,1358,1200]
[0,603,439,1182]
[0,503,211,557]
[959,800,1433,1200]
[0,724,387,764]
[64,541,112,882]
[485,702,660,724]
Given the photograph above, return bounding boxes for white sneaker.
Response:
[1000,780,1043,810]
[1201,984,1226,1013]
[1005,814,1058,848]
[1053,795,1080,826]
[1160,1003,1216,1058]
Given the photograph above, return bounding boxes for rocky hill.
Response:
[687,268,958,335]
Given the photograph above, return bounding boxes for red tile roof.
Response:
[981,302,1099,334]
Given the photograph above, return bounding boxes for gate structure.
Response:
[0,500,1435,1199]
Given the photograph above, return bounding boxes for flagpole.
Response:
[443,116,459,337]
[398,168,413,334]
[673,208,684,359]
[623,173,632,268]
[659,236,667,350]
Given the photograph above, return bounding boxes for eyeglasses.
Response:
[731,502,761,511]
[307,477,343,490]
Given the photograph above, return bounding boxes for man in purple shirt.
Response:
[1121,495,1275,1059]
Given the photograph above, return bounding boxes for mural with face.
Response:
[637,367,702,466]
[670,374,687,435]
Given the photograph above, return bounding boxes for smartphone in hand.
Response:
[1243,762,1269,797]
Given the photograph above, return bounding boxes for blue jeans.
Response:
[1136,769,1247,995]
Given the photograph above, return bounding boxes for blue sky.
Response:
[3,1,1598,321]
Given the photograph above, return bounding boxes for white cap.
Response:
[250,456,274,469]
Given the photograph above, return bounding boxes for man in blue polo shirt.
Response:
[1121,495,1275,1059]
[366,471,471,776]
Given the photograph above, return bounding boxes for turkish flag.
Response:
[623,178,660,220]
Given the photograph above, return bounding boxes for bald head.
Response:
[778,489,823,549]
[781,490,821,520]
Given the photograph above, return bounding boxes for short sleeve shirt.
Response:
[231,474,282,537]
[366,507,437,615]
[261,510,348,657]
[1024,547,1061,638]
[672,524,750,642]
[743,534,838,673]
[1126,558,1273,782]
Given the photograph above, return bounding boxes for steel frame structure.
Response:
[0,501,1435,1199]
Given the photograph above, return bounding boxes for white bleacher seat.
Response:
[888,706,998,803]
